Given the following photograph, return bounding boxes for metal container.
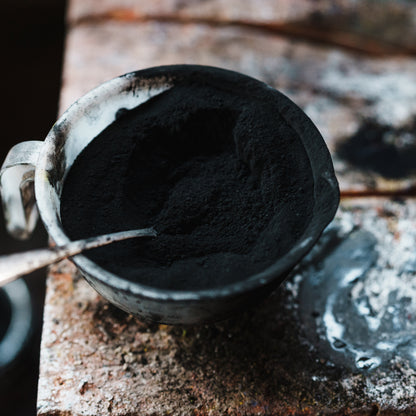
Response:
[0,65,339,324]
[0,280,32,377]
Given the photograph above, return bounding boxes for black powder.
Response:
[60,74,314,290]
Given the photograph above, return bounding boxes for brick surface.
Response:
[37,199,416,415]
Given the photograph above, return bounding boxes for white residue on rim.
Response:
[295,200,416,407]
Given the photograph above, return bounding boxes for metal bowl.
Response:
[0,280,32,377]
[0,65,339,324]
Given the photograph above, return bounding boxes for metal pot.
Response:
[0,65,339,324]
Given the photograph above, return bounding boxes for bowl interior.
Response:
[35,65,339,299]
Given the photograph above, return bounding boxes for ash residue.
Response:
[288,200,416,410]
[337,120,416,179]
[321,64,416,127]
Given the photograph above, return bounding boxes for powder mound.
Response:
[60,81,314,290]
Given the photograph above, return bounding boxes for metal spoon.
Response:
[0,227,157,287]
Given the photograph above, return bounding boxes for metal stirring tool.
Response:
[0,228,157,287]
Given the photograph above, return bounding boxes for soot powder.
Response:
[60,75,314,290]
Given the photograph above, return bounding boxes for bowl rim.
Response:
[35,64,340,302]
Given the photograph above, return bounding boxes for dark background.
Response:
[0,0,66,414]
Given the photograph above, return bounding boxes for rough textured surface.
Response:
[299,200,416,375]
[38,0,416,414]
[67,0,416,55]
[60,21,416,194]
[38,199,416,416]
[67,0,330,24]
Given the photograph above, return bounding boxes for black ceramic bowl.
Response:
[3,65,339,324]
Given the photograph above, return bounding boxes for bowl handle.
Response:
[0,141,43,240]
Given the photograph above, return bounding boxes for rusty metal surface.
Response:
[37,199,416,415]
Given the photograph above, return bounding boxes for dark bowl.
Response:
[35,65,339,324]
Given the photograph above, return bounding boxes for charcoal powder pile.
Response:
[60,72,314,290]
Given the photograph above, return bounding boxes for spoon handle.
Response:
[0,227,156,287]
